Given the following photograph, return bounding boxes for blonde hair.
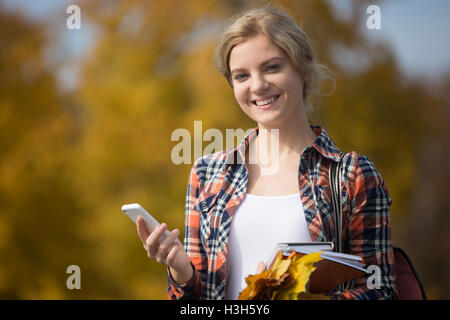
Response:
[214,5,334,112]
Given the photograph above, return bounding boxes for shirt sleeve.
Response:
[167,158,207,300]
[325,152,398,300]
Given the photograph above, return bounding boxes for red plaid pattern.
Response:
[167,126,397,300]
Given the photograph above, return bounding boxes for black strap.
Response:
[329,154,344,254]
[329,153,355,292]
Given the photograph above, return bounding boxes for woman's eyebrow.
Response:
[230,56,284,75]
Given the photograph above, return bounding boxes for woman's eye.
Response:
[233,74,248,81]
[266,64,280,71]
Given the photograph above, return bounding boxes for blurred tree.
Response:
[1,0,448,299]
[404,75,450,299]
[74,0,241,299]
[0,8,87,298]
[0,4,132,299]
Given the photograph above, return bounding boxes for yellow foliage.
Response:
[238,251,330,300]
[1,0,445,299]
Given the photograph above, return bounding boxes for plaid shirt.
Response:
[167,125,397,300]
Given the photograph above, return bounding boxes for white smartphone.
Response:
[121,203,170,237]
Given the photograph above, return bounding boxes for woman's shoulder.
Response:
[341,151,385,181]
[188,148,236,183]
[340,151,391,200]
[342,151,380,175]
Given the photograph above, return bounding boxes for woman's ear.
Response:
[300,70,308,81]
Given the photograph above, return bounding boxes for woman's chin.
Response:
[252,115,284,128]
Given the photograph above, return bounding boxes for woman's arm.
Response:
[325,152,398,300]
[167,158,208,300]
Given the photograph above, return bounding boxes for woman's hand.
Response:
[136,216,193,285]
[255,261,266,274]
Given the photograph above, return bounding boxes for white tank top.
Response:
[225,193,312,300]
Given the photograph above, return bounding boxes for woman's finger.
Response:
[136,216,150,244]
[146,223,167,257]
[158,229,180,260]
[166,245,179,268]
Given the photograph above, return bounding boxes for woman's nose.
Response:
[250,73,269,93]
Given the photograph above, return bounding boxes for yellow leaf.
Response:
[238,251,323,300]
[238,252,293,300]
[274,251,323,300]
[269,251,293,279]
[238,269,271,300]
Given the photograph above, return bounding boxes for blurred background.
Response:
[0,0,449,299]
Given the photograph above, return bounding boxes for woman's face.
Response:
[229,33,305,128]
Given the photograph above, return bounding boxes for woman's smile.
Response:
[251,94,281,110]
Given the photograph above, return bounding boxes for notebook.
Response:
[265,242,367,293]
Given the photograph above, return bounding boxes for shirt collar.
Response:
[309,125,343,162]
[227,125,343,165]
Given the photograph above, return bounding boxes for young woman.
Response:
[136,6,397,300]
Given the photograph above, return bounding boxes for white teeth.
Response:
[255,96,277,106]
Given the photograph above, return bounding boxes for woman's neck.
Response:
[253,118,317,164]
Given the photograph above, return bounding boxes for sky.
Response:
[2,0,450,87]
[329,0,450,80]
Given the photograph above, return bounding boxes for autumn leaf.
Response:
[238,251,326,300]
[238,252,294,300]
[274,251,323,300]
[269,251,293,279]
[237,269,271,300]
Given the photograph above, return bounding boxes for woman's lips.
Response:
[252,95,280,109]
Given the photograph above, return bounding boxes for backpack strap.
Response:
[329,153,355,292]
[329,153,344,254]
[393,246,427,300]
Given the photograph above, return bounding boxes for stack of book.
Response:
[265,242,367,293]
